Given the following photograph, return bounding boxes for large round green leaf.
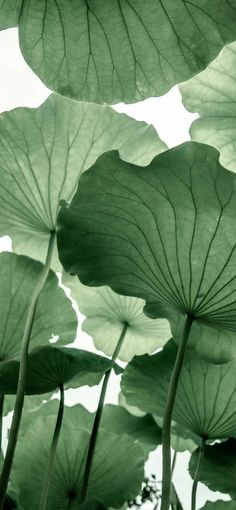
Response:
[64,275,171,361]
[2,2,236,103]
[11,415,144,509]
[122,339,236,440]
[180,41,236,174]
[57,142,236,335]
[189,439,236,499]
[0,252,76,361]
[0,346,119,394]
[0,93,165,266]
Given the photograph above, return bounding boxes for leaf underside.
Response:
[57,142,236,334]
[2,1,236,103]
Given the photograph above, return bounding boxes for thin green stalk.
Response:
[39,384,64,510]
[0,231,56,509]
[160,314,193,510]
[191,439,205,510]
[171,451,177,477]
[0,395,4,459]
[80,322,128,504]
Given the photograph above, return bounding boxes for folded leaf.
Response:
[0,346,119,394]
[200,502,236,510]
[122,339,236,440]
[2,2,236,103]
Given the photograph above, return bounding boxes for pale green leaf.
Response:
[0,93,165,266]
[0,252,77,361]
[180,41,236,173]
[3,1,236,103]
[64,275,171,361]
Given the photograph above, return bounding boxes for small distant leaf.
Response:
[0,252,77,361]
[57,143,236,339]
[180,41,236,174]
[200,502,236,510]
[11,416,144,509]
[189,439,236,499]
[0,94,165,266]
[0,346,118,395]
[2,2,236,103]
[122,339,236,440]
[64,275,171,361]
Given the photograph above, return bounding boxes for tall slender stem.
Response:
[0,395,4,459]
[0,231,56,509]
[39,384,64,510]
[191,439,205,510]
[80,322,128,504]
[160,314,193,510]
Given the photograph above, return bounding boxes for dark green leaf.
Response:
[0,252,77,361]
[0,93,165,266]
[200,502,236,510]
[11,415,144,509]
[64,275,171,361]
[189,439,236,499]
[57,142,236,334]
[79,502,107,510]
[122,339,236,440]
[3,2,236,103]
[0,1,21,29]
[0,346,119,395]
[180,41,236,174]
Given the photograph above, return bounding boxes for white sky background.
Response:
[0,28,229,510]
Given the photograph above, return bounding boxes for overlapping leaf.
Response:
[64,275,171,361]
[11,415,144,509]
[2,2,236,103]
[189,439,236,499]
[0,252,76,361]
[0,346,120,394]
[122,339,236,440]
[57,142,236,336]
[0,93,165,266]
[180,41,236,174]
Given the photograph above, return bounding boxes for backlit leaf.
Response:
[11,415,144,509]
[189,439,236,499]
[180,41,236,174]
[0,93,165,266]
[57,142,236,337]
[0,252,77,361]
[2,2,236,103]
[122,339,236,440]
[64,275,171,361]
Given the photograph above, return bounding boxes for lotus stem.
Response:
[191,438,205,510]
[80,322,128,503]
[0,231,56,509]
[39,384,64,510]
[160,314,193,510]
